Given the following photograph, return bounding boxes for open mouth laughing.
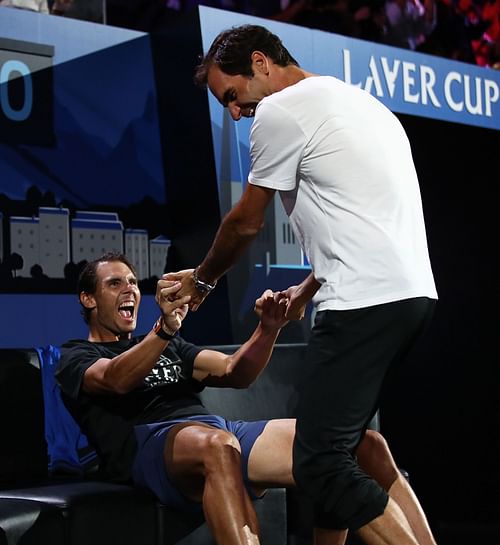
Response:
[118,301,135,322]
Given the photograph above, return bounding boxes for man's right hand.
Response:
[279,285,308,321]
[162,269,208,311]
[281,273,321,320]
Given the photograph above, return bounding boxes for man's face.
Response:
[83,260,141,341]
[207,61,271,121]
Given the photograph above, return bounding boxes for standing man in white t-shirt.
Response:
[172,24,438,545]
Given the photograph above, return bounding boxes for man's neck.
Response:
[272,65,316,93]
[87,330,132,343]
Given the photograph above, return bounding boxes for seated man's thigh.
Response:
[247,418,295,495]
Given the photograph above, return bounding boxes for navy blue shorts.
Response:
[132,415,268,509]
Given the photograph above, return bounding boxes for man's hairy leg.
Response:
[164,423,260,545]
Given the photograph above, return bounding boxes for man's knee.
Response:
[357,431,399,491]
[165,426,243,501]
[201,428,242,472]
[165,424,241,478]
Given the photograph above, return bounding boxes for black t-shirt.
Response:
[56,335,209,482]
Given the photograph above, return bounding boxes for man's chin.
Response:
[125,322,136,333]
[117,323,135,337]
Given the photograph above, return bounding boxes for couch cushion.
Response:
[0,482,157,545]
[0,498,64,545]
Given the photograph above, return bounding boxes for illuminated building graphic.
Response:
[39,207,70,278]
[9,216,40,276]
[125,228,149,280]
[71,211,124,264]
[4,207,169,281]
[149,235,171,279]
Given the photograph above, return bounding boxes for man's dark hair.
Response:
[194,24,299,87]
[78,252,137,324]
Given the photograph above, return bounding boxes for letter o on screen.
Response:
[0,60,33,121]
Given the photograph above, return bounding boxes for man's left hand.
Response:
[254,289,289,331]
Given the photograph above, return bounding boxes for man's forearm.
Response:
[196,211,261,284]
[224,323,281,387]
[299,272,321,300]
[195,184,274,285]
[84,329,172,395]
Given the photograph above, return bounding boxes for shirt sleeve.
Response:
[169,336,203,380]
[248,100,306,191]
[56,341,102,400]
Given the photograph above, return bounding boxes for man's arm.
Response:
[174,184,276,309]
[83,281,190,395]
[191,289,288,388]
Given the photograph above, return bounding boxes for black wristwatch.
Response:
[192,267,217,294]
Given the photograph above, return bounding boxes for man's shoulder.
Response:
[61,336,143,350]
[60,338,94,358]
[61,338,92,350]
[59,337,140,364]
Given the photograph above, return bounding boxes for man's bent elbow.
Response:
[232,219,264,238]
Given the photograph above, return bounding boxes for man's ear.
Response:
[251,51,269,75]
[80,291,96,312]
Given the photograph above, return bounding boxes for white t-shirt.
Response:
[248,75,437,311]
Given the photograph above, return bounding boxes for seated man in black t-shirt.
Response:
[57,252,435,545]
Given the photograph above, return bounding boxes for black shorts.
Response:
[293,296,436,529]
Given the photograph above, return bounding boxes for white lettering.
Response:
[340,51,498,126]
[420,65,440,107]
[463,75,483,115]
[402,62,419,103]
[365,56,384,96]
[0,60,33,121]
[342,49,362,88]
[484,79,499,117]
[444,72,463,112]
[380,57,400,98]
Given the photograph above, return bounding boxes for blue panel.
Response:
[0,294,160,348]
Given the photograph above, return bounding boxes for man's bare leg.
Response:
[247,419,346,545]
[356,497,420,545]
[356,432,437,545]
[247,420,437,545]
[164,423,260,545]
[387,475,436,545]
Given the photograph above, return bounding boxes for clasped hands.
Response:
[155,276,191,335]
[157,270,307,323]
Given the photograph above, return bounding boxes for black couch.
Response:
[0,344,313,545]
